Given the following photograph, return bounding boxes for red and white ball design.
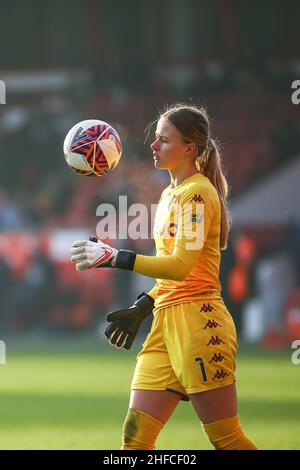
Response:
[63,119,122,176]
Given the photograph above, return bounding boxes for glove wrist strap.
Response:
[134,293,155,319]
[115,249,136,271]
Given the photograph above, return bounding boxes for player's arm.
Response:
[70,239,200,280]
[70,190,212,281]
[146,283,159,300]
[134,189,213,280]
[132,197,209,280]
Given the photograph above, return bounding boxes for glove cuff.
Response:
[134,292,155,319]
[115,249,136,270]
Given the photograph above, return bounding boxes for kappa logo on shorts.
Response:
[200,303,216,313]
[212,369,229,380]
[209,353,227,363]
[206,335,225,346]
[204,319,222,329]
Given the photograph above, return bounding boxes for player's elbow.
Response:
[161,267,187,281]
[169,262,191,281]
[172,272,187,281]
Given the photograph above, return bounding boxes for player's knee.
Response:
[121,408,164,450]
[202,415,257,450]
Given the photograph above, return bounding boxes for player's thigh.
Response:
[189,382,237,424]
[129,389,181,424]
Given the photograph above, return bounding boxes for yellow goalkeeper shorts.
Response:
[131,299,237,400]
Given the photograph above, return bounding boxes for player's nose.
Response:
[151,138,159,151]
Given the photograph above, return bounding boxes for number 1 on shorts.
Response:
[195,357,207,382]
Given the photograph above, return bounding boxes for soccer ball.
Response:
[63,119,122,176]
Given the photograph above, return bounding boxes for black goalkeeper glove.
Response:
[104,293,154,350]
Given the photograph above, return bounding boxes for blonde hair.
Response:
[161,104,231,249]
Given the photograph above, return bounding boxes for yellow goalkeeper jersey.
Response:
[133,172,222,309]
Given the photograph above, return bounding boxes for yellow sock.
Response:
[202,415,258,450]
[121,408,164,450]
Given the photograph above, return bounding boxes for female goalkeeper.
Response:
[70,104,257,450]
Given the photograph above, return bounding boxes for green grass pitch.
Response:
[0,336,299,450]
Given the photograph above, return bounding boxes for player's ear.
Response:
[185,142,198,158]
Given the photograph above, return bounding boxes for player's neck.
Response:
[169,167,199,189]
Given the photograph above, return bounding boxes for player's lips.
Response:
[153,153,159,160]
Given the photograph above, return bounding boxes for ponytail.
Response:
[196,138,230,249]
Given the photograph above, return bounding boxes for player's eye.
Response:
[155,134,168,143]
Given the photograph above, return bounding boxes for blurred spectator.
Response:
[286,217,300,284]
[256,252,297,339]
[3,248,56,330]
[0,189,22,231]
[271,118,300,166]
[227,233,257,334]
[0,256,13,328]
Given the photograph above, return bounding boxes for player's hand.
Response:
[105,293,154,350]
[70,237,118,271]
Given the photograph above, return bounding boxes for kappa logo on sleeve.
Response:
[191,194,204,203]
